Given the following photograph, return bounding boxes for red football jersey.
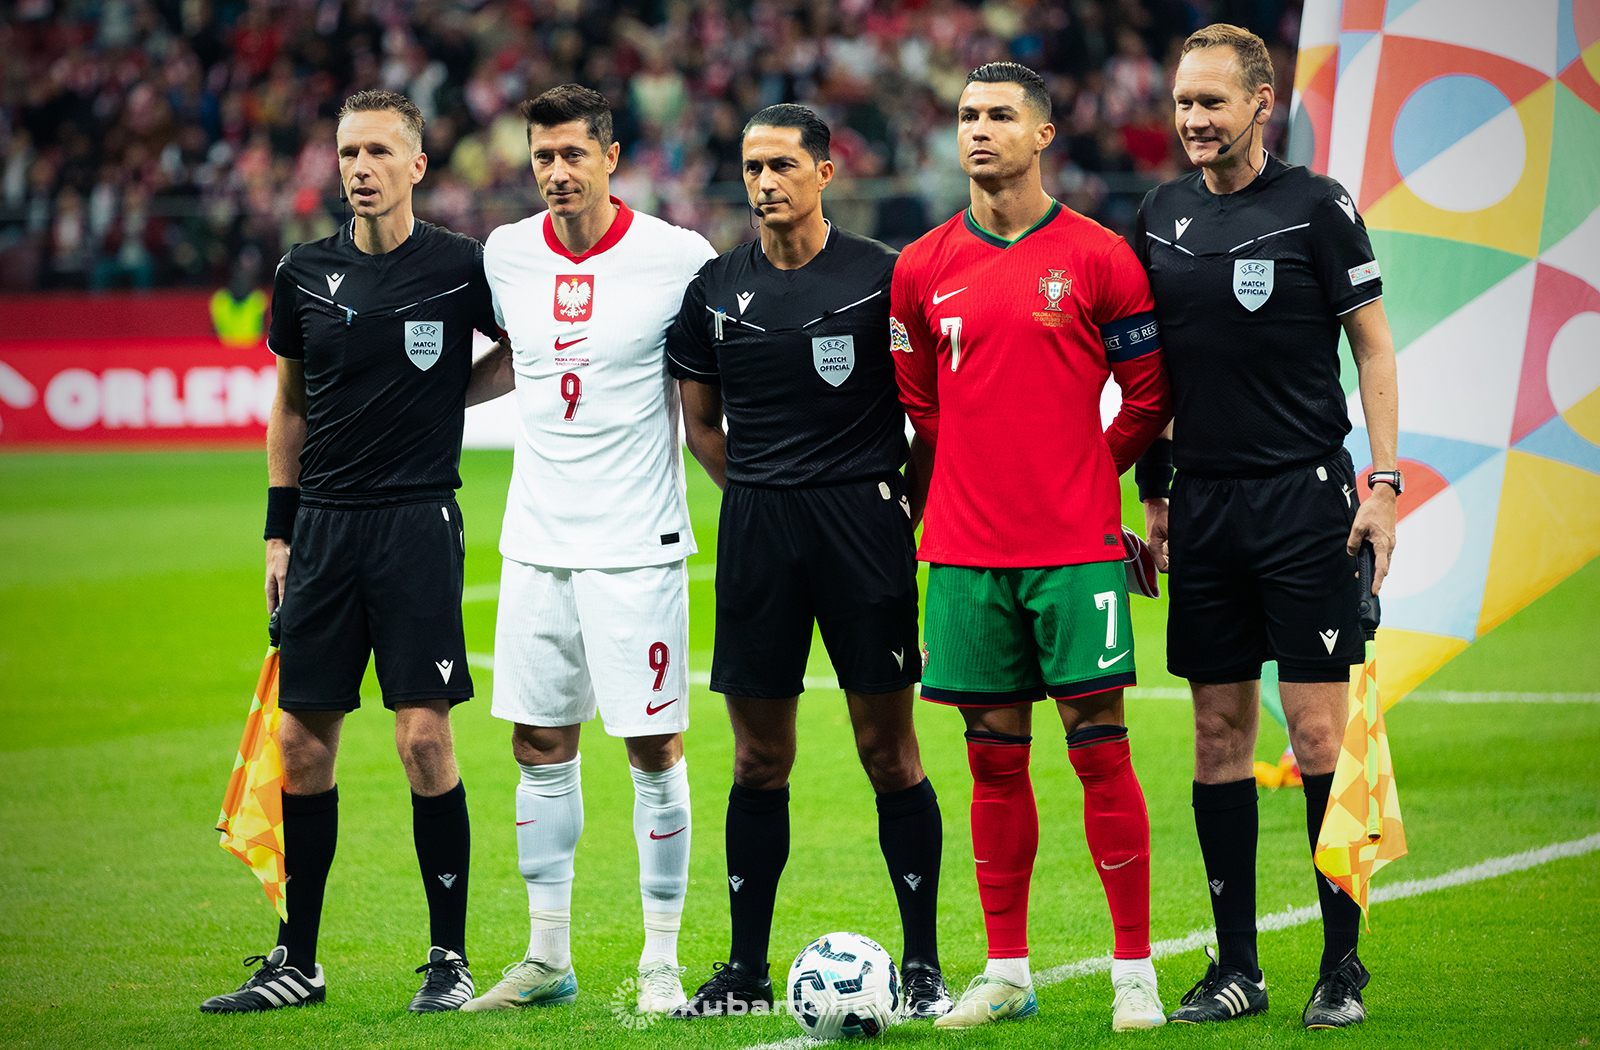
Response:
[892,201,1171,568]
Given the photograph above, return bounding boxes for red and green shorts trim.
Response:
[920,561,1135,709]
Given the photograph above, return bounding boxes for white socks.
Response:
[631,757,691,966]
[1110,955,1158,986]
[517,754,583,969]
[985,955,1032,987]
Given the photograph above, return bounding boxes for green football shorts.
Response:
[920,561,1136,707]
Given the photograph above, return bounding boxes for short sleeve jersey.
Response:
[268,219,498,501]
[892,201,1163,568]
[664,224,908,487]
[1135,155,1383,477]
[484,199,716,569]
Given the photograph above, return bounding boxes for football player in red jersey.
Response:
[890,63,1172,1032]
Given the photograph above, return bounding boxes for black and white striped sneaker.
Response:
[199,946,325,1013]
[408,946,474,1012]
[1167,948,1268,1024]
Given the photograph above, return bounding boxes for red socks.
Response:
[1069,725,1151,959]
[966,730,1038,959]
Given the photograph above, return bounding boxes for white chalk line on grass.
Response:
[738,833,1600,1050]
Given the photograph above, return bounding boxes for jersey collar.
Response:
[543,197,634,263]
[963,199,1063,249]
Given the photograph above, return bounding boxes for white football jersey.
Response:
[485,199,716,569]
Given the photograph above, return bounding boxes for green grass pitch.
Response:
[1,450,1597,1050]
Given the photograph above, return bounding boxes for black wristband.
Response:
[265,486,301,541]
[1135,437,1173,501]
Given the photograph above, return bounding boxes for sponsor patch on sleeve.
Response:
[1347,261,1381,286]
[890,316,912,353]
[1099,310,1161,362]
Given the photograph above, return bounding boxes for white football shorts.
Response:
[491,558,690,737]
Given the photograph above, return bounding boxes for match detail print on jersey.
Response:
[404,321,445,371]
[1232,259,1273,312]
[813,335,855,387]
[554,275,594,322]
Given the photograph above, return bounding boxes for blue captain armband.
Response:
[1100,311,1161,363]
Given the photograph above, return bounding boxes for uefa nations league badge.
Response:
[813,335,855,387]
[405,321,444,371]
[1232,259,1273,312]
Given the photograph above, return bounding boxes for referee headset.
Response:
[1216,99,1268,161]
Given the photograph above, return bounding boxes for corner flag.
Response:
[216,613,288,921]
[1314,544,1407,916]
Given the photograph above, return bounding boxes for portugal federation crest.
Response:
[1038,269,1071,312]
[554,275,594,321]
[1232,259,1274,312]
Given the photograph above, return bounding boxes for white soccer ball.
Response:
[786,931,899,1040]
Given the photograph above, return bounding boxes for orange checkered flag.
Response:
[216,612,288,922]
[1314,544,1407,917]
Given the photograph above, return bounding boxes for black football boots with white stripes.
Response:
[1167,947,1270,1024]
[199,946,325,1013]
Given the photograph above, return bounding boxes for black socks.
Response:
[1302,770,1361,974]
[1192,778,1260,979]
[876,777,942,972]
[726,782,789,974]
[277,785,339,974]
[412,779,470,961]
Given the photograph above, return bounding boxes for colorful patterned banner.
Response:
[1291,0,1600,705]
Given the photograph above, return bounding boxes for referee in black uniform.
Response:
[200,91,501,1015]
[1132,26,1399,1030]
[664,105,950,1020]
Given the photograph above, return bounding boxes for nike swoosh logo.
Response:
[649,827,687,840]
[931,287,967,305]
[1100,856,1136,870]
[516,819,536,826]
[554,336,587,351]
[1098,650,1131,669]
[645,697,679,716]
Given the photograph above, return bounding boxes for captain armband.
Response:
[1099,311,1161,363]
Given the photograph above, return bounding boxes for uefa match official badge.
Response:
[554,275,594,322]
[404,321,444,371]
[1233,259,1274,312]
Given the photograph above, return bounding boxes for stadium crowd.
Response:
[0,0,1302,292]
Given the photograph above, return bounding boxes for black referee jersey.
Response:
[665,223,908,487]
[268,219,499,501]
[1135,154,1383,478]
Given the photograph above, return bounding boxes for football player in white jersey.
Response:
[461,84,716,1016]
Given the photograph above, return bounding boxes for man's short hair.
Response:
[520,84,614,147]
[1181,24,1275,95]
[966,62,1052,122]
[742,104,831,164]
[338,90,425,153]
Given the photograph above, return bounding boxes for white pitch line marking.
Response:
[736,833,1600,1050]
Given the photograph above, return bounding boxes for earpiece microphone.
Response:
[1216,101,1267,156]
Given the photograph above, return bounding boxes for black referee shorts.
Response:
[1167,453,1364,684]
[278,497,474,711]
[711,475,921,699]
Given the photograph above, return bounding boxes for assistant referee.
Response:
[200,91,501,1015]
[664,104,950,1021]
[1133,25,1399,1030]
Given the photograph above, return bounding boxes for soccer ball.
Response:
[786,932,899,1040]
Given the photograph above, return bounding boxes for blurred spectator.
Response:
[0,0,1301,291]
[211,247,267,345]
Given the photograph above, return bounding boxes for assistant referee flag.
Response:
[216,623,287,922]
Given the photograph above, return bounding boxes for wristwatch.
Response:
[1367,469,1404,495]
